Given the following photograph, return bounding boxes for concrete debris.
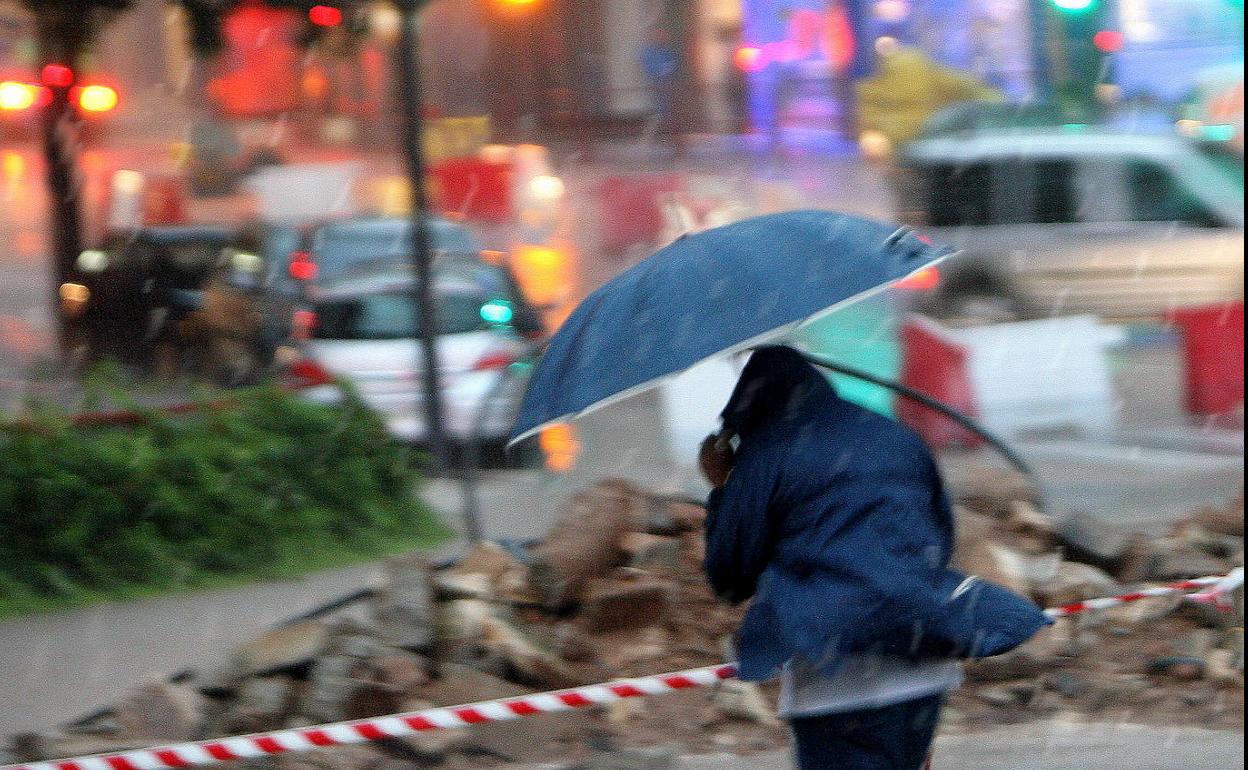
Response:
[580,578,672,634]
[711,680,780,727]
[234,620,329,677]
[113,678,204,741]
[566,745,679,770]
[372,553,436,652]
[23,482,1243,765]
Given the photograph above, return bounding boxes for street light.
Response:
[392,0,450,473]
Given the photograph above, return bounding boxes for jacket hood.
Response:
[720,345,833,437]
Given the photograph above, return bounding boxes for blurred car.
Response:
[62,224,299,383]
[0,70,120,141]
[298,267,535,445]
[895,128,1245,320]
[268,215,545,340]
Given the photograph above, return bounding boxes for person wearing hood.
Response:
[698,345,1050,769]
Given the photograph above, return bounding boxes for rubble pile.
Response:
[7,478,1243,769]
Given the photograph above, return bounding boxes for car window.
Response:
[312,223,480,282]
[925,163,992,226]
[1028,160,1078,224]
[1127,161,1224,226]
[313,290,491,340]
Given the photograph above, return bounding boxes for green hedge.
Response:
[0,387,450,616]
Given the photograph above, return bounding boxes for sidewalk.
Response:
[667,722,1246,770]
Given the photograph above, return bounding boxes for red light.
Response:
[1092,30,1124,53]
[308,5,342,26]
[291,310,319,342]
[472,350,519,371]
[289,251,318,281]
[894,267,940,291]
[734,46,766,73]
[285,357,333,387]
[41,63,74,88]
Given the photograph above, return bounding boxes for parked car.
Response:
[62,224,300,383]
[895,128,1244,320]
[266,215,545,340]
[298,267,535,445]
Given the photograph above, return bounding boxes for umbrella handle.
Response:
[797,351,1043,507]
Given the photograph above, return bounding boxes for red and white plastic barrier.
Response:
[1043,568,1241,619]
[3,572,1239,770]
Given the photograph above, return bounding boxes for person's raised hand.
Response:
[699,432,735,488]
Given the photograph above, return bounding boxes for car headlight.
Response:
[59,282,90,318]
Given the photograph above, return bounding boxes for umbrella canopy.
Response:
[510,210,954,444]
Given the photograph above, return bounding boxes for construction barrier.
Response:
[1167,301,1245,416]
[3,571,1239,770]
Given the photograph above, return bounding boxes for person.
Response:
[698,345,1050,769]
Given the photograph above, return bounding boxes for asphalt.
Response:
[668,723,1247,770]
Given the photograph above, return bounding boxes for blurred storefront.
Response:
[1114,0,1245,103]
[701,0,1037,142]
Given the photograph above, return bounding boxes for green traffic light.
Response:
[1052,0,1096,10]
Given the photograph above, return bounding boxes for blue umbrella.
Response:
[509,210,954,444]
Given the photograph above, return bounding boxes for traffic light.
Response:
[1044,0,1115,111]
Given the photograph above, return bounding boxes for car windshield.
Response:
[313,288,497,340]
[311,222,480,282]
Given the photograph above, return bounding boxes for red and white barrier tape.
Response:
[1043,568,1241,619]
[3,571,1240,770]
[2,666,738,770]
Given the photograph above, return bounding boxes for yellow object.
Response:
[539,423,580,473]
[0,81,37,111]
[423,116,492,164]
[78,84,118,112]
[855,46,1003,150]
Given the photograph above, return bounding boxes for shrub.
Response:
[0,387,449,613]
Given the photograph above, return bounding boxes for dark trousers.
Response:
[789,693,943,770]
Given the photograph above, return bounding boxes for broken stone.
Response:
[711,680,779,726]
[555,623,598,662]
[1205,649,1243,687]
[272,744,382,770]
[1187,498,1245,538]
[9,734,156,764]
[235,620,329,677]
[416,663,575,762]
[1148,543,1230,581]
[619,532,682,569]
[1055,513,1142,574]
[372,651,432,695]
[1005,501,1058,553]
[1174,629,1219,659]
[432,571,494,601]
[379,698,473,761]
[964,649,1054,683]
[1146,656,1205,680]
[1174,522,1243,560]
[1041,671,1090,698]
[299,646,403,724]
[228,675,293,732]
[452,541,526,582]
[974,685,1023,707]
[567,745,679,770]
[1036,561,1120,608]
[580,578,672,634]
[530,482,638,609]
[373,554,436,652]
[944,464,1039,517]
[113,678,205,741]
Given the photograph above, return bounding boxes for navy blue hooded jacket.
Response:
[705,346,1050,681]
